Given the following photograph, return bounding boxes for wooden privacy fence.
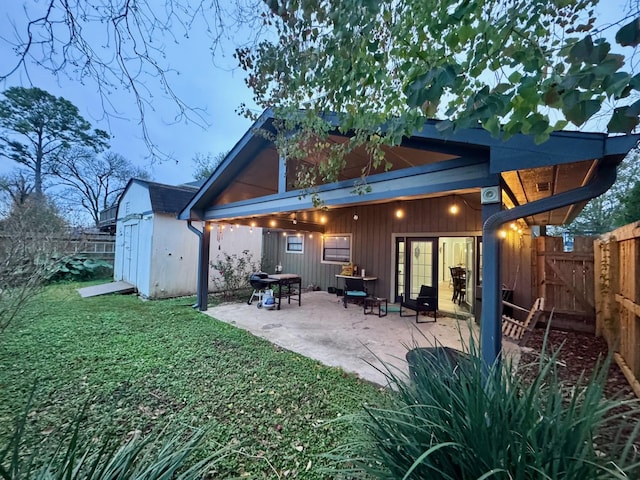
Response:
[0,232,115,263]
[595,221,640,396]
[533,236,596,332]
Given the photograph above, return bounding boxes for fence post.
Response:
[608,238,621,349]
[594,239,605,338]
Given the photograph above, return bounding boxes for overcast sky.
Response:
[0,1,633,189]
[0,2,263,186]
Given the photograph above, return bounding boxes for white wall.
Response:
[209,224,263,290]
[148,214,200,298]
[114,181,263,298]
[145,218,263,299]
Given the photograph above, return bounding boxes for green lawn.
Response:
[0,282,383,478]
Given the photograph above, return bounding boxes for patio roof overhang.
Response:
[180,110,640,368]
[178,110,640,229]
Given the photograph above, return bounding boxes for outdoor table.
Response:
[364,296,387,317]
[267,273,302,310]
[335,274,378,296]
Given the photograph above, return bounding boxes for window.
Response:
[286,234,304,254]
[322,234,351,264]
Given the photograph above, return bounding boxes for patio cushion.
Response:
[346,290,367,297]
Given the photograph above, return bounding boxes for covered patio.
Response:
[203,291,519,386]
[179,110,640,367]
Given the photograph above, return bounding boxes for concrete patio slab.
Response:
[203,291,518,386]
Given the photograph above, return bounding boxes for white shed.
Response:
[114,178,262,299]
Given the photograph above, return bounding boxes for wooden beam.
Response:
[202,162,496,221]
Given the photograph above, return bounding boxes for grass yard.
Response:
[0,282,383,478]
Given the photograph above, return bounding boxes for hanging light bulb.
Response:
[353,212,359,221]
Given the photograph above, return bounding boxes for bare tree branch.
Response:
[1,1,270,161]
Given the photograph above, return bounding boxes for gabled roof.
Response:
[121,178,198,215]
[178,109,640,227]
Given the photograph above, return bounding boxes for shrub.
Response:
[210,249,258,301]
[45,255,113,283]
[337,334,640,479]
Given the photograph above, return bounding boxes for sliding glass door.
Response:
[403,237,438,300]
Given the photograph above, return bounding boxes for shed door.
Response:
[122,223,139,284]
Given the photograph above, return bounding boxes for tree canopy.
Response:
[192,152,228,181]
[50,149,149,227]
[0,1,267,155]
[238,0,640,181]
[556,151,640,234]
[0,87,109,195]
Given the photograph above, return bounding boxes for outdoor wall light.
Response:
[320,215,327,224]
[499,229,508,239]
[283,232,287,236]
[395,208,404,219]
[353,213,359,221]
[270,219,276,227]
[449,204,459,215]
[292,212,298,224]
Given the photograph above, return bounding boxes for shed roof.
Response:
[122,178,198,215]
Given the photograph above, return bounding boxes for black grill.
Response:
[248,272,278,307]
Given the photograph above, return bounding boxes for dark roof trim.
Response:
[117,178,199,217]
[177,108,640,221]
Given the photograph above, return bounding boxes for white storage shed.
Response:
[114,178,262,299]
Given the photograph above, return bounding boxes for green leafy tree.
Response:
[192,151,227,181]
[561,151,640,234]
[237,0,640,189]
[617,180,640,225]
[0,87,110,196]
[50,148,149,227]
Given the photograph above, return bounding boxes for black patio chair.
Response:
[343,277,368,308]
[400,285,437,323]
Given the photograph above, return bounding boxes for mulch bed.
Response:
[519,328,640,457]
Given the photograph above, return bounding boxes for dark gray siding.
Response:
[262,195,485,300]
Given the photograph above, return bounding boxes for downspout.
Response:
[481,159,620,368]
[188,220,210,311]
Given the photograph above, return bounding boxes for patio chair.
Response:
[343,277,368,308]
[400,285,437,323]
[502,297,545,345]
[449,266,466,305]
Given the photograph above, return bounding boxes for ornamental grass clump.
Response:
[338,335,640,479]
[0,397,223,479]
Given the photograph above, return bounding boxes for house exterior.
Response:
[178,109,639,364]
[114,178,262,299]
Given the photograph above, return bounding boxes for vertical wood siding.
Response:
[262,195,483,300]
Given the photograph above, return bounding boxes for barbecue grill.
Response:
[248,272,278,308]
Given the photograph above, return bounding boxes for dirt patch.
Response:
[519,328,640,456]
